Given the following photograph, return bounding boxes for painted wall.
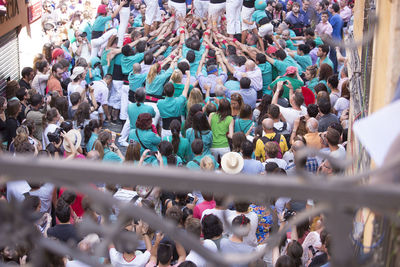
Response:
[0,0,29,36]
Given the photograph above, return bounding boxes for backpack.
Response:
[274,122,291,147]
[260,133,283,159]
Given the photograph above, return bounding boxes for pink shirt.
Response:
[315,21,333,36]
[193,200,216,219]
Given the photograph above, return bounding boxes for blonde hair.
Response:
[200,156,214,171]
[147,63,160,85]
[170,69,183,84]
[187,88,203,112]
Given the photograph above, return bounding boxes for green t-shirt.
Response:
[317,57,334,70]
[269,77,304,99]
[92,15,112,32]
[122,52,144,75]
[86,133,98,152]
[251,10,267,24]
[128,72,147,92]
[163,135,191,163]
[294,54,312,74]
[210,113,233,148]
[157,95,187,118]
[258,62,273,95]
[127,103,155,129]
[103,147,122,162]
[234,118,255,134]
[286,39,296,51]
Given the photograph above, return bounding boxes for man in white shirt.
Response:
[92,74,112,123]
[71,31,91,62]
[272,80,307,131]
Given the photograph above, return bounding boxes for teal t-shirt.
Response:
[186,128,213,157]
[286,39,296,51]
[307,77,319,92]
[251,10,267,24]
[273,56,300,76]
[128,72,147,92]
[157,95,187,118]
[86,133,98,152]
[186,154,219,170]
[234,118,255,135]
[122,52,145,75]
[103,147,122,162]
[294,54,312,74]
[258,62,273,95]
[317,57,334,70]
[128,103,156,129]
[163,135,191,163]
[92,15,112,32]
[145,68,174,96]
[133,14,143,27]
[224,80,240,91]
[173,83,193,97]
[129,128,161,154]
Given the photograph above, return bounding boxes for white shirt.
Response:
[92,80,109,106]
[186,239,218,267]
[140,63,152,74]
[109,248,150,267]
[29,183,55,214]
[6,180,31,202]
[330,145,346,159]
[264,158,288,169]
[234,66,263,92]
[42,123,60,148]
[334,97,349,117]
[71,41,91,62]
[279,105,307,132]
[202,208,232,235]
[67,83,85,106]
[31,72,50,96]
[113,189,141,216]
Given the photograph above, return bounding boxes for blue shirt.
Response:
[226,88,257,109]
[329,14,343,40]
[242,159,264,174]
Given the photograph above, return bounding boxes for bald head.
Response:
[133,63,141,74]
[292,140,305,152]
[262,118,274,132]
[306,118,318,133]
[245,60,256,71]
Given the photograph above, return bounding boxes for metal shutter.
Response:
[0,29,20,96]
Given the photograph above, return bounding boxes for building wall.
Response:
[0,0,29,36]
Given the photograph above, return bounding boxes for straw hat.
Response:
[221,152,244,174]
[63,129,82,153]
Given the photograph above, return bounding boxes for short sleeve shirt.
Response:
[92,15,112,32]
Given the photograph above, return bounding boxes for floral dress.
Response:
[249,204,274,244]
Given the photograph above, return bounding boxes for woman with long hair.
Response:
[186,111,213,156]
[84,119,100,152]
[231,132,247,153]
[170,69,193,97]
[145,57,178,98]
[129,113,161,155]
[305,65,319,93]
[333,80,350,117]
[73,102,91,129]
[230,93,244,118]
[124,140,141,163]
[317,63,333,92]
[5,100,21,150]
[234,104,255,136]
[163,119,191,163]
[93,130,124,162]
[42,107,62,148]
[183,103,203,136]
[209,99,234,161]
[151,140,183,167]
[186,88,204,114]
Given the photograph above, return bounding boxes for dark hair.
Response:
[7,100,21,118]
[257,94,272,124]
[121,45,134,57]
[84,119,100,143]
[287,241,303,267]
[55,96,68,120]
[191,39,201,51]
[31,94,43,107]
[332,3,340,12]
[184,104,202,132]
[192,111,211,137]
[22,195,40,212]
[135,87,146,106]
[240,77,251,89]
[74,102,90,126]
[298,44,310,55]
[305,39,316,49]
[241,140,254,158]
[170,120,181,154]
[165,206,183,225]
[125,141,141,162]
[268,104,280,119]
[136,113,153,130]
[60,190,76,205]
[304,27,315,37]
[318,63,333,82]
[16,87,27,101]
[178,61,190,73]
[293,91,304,107]
[178,261,197,267]
[227,45,237,55]
[307,104,319,117]
[274,49,287,60]
[60,120,73,133]
[144,52,154,65]
[21,67,34,78]
[265,162,279,173]
[317,98,331,114]
[318,44,330,55]
[164,82,175,97]
[256,53,266,64]
[239,104,252,119]
[232,132,246,152]
[234,201,250,212]
[232,214,250,227]
[5,80,18,100]
[70,92,81,107]
[201,214,223,239]
[327,74,339,89]
[314,82,328,94]
[157,244,173,265]
[136,40,147,53]
[159,140,173,157]
[55,199,70,223]
[186,50,195,63]
[216,99,231,122]
[52,62,63,73]
[326,127,340,146]
[191,138,203,155]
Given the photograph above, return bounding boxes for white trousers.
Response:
[119,83,129,120]
[168,1,187,30]
[210,147,231,161]
[194,0,209,18]
[117,7,130,47]
[226,0,242,35]
[144,1,160,25]
[241,6,256,31]
[91,28,117,59]
[208,2,225,16]
[109,80,123,109]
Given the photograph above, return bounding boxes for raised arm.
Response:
[182,70,191,98]
[272,81,284,105]
[111,0,127,19]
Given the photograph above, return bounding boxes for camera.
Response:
[148,151,158,156]
[283,209,296,221]
[80,32,87,38]
[47,128,63,144]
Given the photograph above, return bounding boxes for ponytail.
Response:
[84,119,99,143]
[93,140,104,159]
[170,120,181,154]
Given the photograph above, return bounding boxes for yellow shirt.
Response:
[255,132,289,162]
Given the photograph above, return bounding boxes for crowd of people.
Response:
[0,0,353,265]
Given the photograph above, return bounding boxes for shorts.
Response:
[241,6,256,31]
[208,2,225,16]
[168,1,187,17]
[109,80,123,109]
[144,1,161,25]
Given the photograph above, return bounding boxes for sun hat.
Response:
[221,152,244,174]
[63,129,82,153]
[70,66,85,80]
